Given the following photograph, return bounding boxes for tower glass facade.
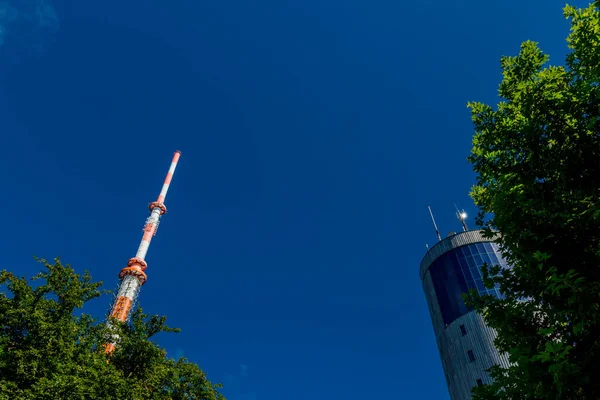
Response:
[420,230,510,400]
[429,241,507,326]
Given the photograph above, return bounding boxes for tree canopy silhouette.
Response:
[0,258,224,400]
[467,2,600,399]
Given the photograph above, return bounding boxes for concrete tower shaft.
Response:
[420,230,510,400]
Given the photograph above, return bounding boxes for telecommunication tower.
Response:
[105,151,181,354]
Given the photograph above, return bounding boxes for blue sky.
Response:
[0,0,587,399]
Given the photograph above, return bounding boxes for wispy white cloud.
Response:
[0,0,58,50]
[0,2,18,46]
[33,0,59,31]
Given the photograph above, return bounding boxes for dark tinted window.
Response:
[467,350,475,362]
[429,251,471,325]
[476,379,483,386]
[475,243,485,254]
[481,253,491,267]
[460,325,467,336]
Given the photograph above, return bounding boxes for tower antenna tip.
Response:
[428,205,442,242]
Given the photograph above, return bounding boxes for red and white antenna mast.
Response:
[105,150,181,354]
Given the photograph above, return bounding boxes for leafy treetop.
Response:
[0,257,225,400]
[467,1,600,399]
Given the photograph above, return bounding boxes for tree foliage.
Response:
[0,258,225,400]
[466,1,600,399]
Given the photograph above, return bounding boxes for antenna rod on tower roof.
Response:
[454,203,468,232]
[428,206,442,242]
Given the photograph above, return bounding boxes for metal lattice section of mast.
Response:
[105,151,181,354]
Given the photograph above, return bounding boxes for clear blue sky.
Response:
[0,0,586,399]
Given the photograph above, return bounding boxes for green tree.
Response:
[0,257,225,400]
[466,1,600,398]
